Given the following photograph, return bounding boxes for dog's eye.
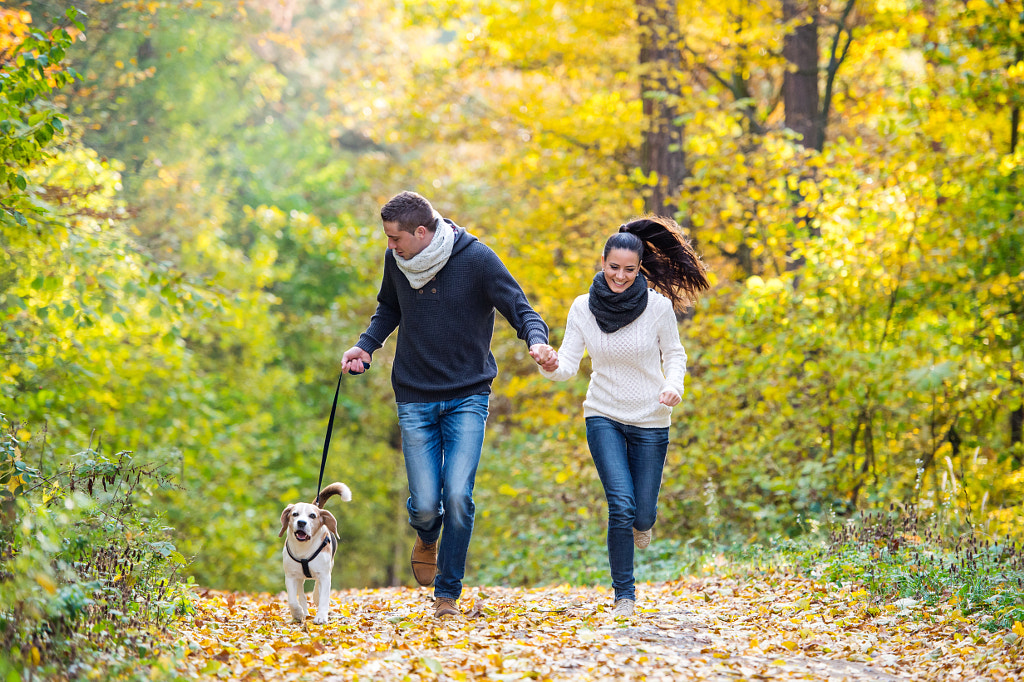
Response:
[310,513,317,519]
[292,512,299,517]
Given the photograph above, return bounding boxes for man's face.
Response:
[383,221,432,260]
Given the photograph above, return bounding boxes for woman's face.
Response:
[601,247,641,294]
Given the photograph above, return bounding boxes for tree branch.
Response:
[820,0,858,148]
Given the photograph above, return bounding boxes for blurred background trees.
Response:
[2,0,1021,592]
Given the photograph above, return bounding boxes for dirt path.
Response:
[170,576,1021,680]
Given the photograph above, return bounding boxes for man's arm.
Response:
[342,257,401,373]
[480,247,549,348]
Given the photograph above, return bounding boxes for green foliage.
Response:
[0,5,82,226]
[0,415,192,681]
[1,2,409,594]
[804,508,1024,632]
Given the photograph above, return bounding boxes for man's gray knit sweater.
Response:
[356,222,549,403]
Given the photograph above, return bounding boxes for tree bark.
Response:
[1012,400,1023,466]
[388,422,406,586]
[1011,44,1022,462]
[638,0,687,217]
[782,0,821,150]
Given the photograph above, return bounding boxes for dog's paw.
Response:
[312,613,328,625]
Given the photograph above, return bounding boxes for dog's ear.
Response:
[279,504,293,538]
[320,509,338,537]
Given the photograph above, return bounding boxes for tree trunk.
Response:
[391,490,406,587]
[1012,401,1023,466]
[388,422,406,586]
[782,0,821,150]
[1011,46,1022,463]
[638,0,686,217]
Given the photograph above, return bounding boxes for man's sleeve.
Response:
[356,256,401,354]
[482,247,549,347]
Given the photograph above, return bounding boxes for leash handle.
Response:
[315,362,369,504]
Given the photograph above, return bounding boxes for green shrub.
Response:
[790,507,1024,631]
[0,416,193,681]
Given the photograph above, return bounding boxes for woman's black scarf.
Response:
[588,271,649,333]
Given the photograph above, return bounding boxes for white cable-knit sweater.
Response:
[541,290,687,428]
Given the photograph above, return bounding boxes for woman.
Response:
[540,215,710,617]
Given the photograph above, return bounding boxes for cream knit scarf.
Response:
[394,212,456,289]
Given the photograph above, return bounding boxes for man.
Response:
[341,191,556,617]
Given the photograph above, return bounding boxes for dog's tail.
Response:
[315,482,352,508]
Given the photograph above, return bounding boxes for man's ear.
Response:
[320,509,338,537]
[279,505,293,538]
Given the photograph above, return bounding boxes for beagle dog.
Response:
[279,482,351,624]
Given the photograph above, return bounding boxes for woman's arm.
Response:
[657,303,687,397]
[540,299,588,382]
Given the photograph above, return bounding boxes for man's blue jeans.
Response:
[586,416,669,602]
[397,394,489,600]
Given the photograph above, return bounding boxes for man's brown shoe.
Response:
[411,537,438,586]
[433,597,459,617]
[633,527,652,549]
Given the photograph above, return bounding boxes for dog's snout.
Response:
[296,519,307,527]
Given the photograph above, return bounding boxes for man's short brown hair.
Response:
[381,191,435,234]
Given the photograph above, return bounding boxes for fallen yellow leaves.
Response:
[167,576,1023,680]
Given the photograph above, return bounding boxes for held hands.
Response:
[659,388,681,407]
[341,346,372,374]
[529,343,559,372]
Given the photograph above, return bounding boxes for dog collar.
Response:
[287,534,337,579]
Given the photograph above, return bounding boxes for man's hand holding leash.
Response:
[341,347,371,374]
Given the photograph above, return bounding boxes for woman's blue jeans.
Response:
[397,394,489,600]
[586,416,669,602]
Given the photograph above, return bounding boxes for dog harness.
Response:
[287,534,338,579]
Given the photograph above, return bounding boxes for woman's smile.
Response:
[602,247,641,293]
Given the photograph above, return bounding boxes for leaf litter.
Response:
[170,575,1022,680]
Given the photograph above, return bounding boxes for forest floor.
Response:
[168,574,1022,681]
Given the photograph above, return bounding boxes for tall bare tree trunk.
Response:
[782,0,821,150]
[1011,46,1023,465]
[1009,402,1022,465]
[388,423,407,586]
[638,0,686,217]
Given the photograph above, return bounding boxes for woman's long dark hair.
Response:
[604,215,710,310]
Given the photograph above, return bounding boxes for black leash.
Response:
[314,362,367,505]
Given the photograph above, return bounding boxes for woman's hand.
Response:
[530,344,559,371]
[659,388,681,406]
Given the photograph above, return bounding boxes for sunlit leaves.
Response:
[0,7,82,226]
